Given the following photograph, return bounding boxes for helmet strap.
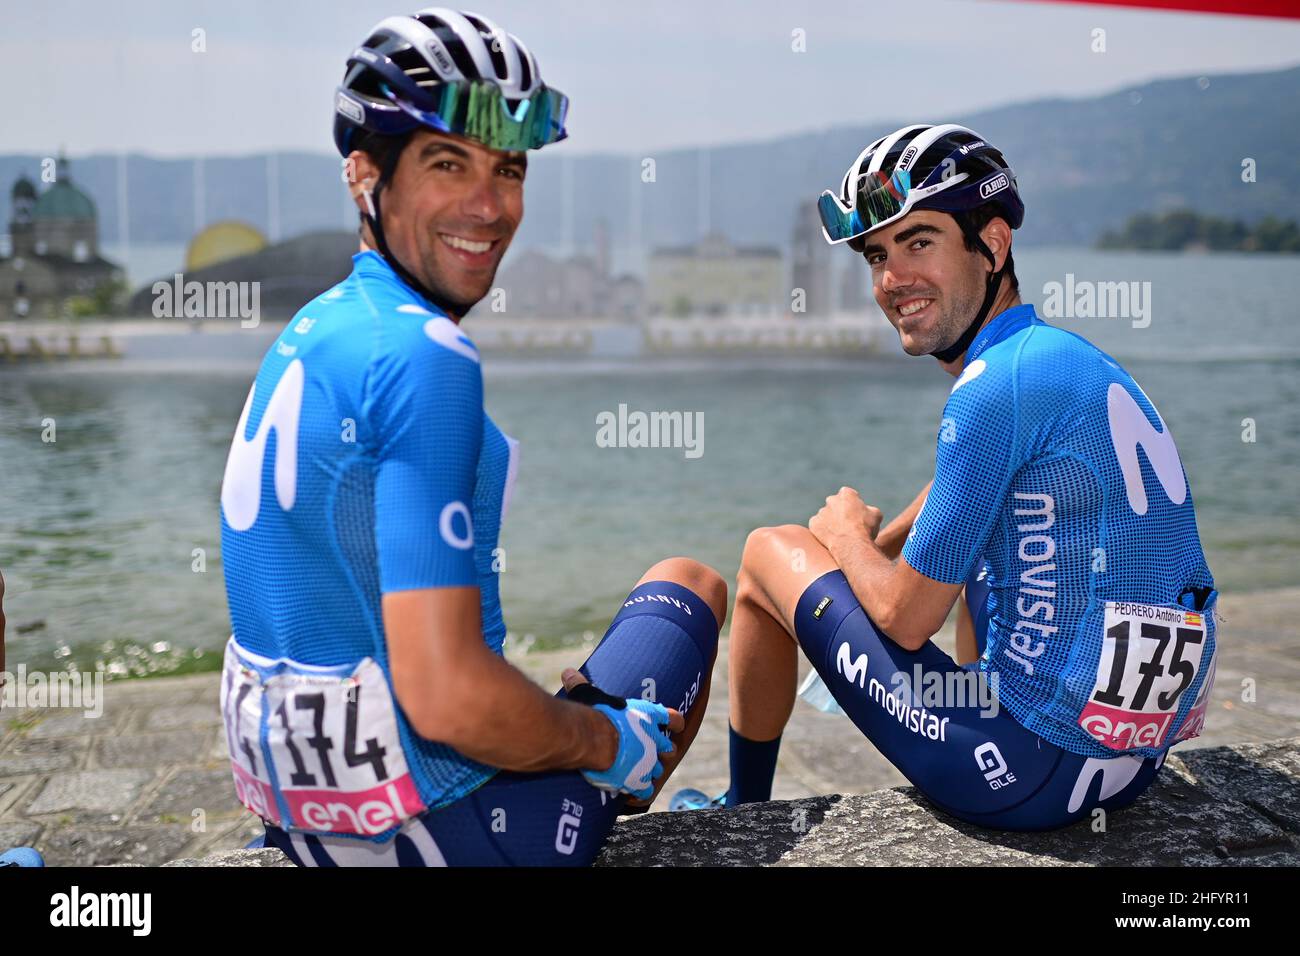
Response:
[929,215,1006,364]
[362,143,468,319]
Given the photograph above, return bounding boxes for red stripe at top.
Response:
[1019,0,1300,19]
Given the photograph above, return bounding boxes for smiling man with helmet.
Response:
[676,124,1219,831]
[217,8,726,866]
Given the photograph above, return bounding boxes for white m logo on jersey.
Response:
[221,359,305,531]
[1106,382,1186,516]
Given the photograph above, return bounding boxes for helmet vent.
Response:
[463,14,510,78]
[416,14,481,80]
[391,47,430,78]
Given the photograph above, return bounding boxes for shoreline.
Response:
[10,582,1296,686]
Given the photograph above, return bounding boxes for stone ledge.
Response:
[161,847,294,868]
[157,736,1299,867]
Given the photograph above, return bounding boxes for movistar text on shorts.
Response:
[596,404,703,459]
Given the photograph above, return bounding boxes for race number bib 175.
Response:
[1078,601,1211,752]
[220,638,428,838]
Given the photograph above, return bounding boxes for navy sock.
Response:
[725,725,782,805]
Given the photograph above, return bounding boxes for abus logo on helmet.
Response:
[980,173,1009,199]
[336,93,364,124]
[898,146,918,169]
[425,39,456,77]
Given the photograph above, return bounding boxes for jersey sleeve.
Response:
[902,355,1023,585]
[367,316,484,593]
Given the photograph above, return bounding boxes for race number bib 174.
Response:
[1078,601,1210,752]
[220,638,429,838]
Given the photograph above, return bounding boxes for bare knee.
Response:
[738,524,838,622]
[741,524,816,576]
[738,524,804,608]
[638,556,728,630]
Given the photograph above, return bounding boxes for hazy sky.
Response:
[4,0,1298,158]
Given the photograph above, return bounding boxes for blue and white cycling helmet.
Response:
[818,124,1025,362]
[818,123,1023,246]
[333,7,569,157]
[332,9,568,313]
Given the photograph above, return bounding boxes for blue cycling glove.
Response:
[569,681,675,800]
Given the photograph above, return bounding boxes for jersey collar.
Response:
[964,303,1043,367]
[351,250,450,318]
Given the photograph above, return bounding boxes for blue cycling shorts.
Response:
[262,579,718,865]
[794,568,1163,831]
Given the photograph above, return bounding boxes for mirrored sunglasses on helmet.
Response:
[819,167,976,244]
[384,79,569,152]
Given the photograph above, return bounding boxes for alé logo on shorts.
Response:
[974,741,1016,791]
[554,797,584,856]
[1106,382,1187,517]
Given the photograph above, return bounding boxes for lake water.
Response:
[2,248,1297,676]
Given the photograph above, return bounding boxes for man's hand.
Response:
[809,486,884,563]
[561,669,683,800]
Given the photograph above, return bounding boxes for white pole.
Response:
[267,152,281,242]
[116,151,129,256]
[698,147,710,238]
[193,157,205,234]
[629,155,642,266]
[560,154,574,256]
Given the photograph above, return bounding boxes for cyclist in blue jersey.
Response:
[679,124,1219,830]
[218,8,726,866]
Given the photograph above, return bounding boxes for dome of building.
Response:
[185,221,268,272]
[33,178,96,222]
[11,175,36,201]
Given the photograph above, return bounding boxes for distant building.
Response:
[492,220,643,318]
[125,230,356,317]
[647,232,783,317]
[839,258,872,312]
[790,201,834,316]
[0,156,125,319]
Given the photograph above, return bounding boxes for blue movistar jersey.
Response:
[902,304,1218,760]
[219,250,517,820]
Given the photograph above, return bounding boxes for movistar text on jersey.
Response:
[596,404,704,459]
